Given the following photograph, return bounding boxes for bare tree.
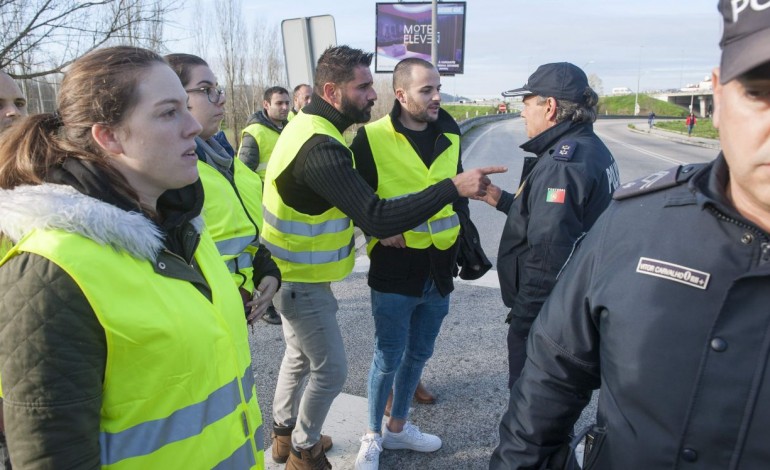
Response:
[190,0,210,59]
[214,0,247,147]
[1,0,175,79]
[588,73,604,96]
[245,20,287,115]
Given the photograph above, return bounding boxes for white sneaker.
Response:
[381,422,442,452]
[354,433,383,470]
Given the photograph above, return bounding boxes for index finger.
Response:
[476,166,508,175]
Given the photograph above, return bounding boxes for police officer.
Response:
[490,2,770,468]
[480,62,619,388]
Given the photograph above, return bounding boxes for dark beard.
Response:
[340,94,374,124]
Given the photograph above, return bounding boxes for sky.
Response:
[172,0,723,100]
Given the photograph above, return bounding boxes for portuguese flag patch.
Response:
[546,188,566,203]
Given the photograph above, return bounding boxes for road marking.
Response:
[596,131,686,165]
[462,121,509,163]
[264,393,367,470]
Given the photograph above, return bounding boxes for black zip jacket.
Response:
[349,101,469,297]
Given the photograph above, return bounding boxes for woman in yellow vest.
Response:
[165,53,280,324]
[0,47,264,469]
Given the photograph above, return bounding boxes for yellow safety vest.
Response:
[363,115,461,252]
[2,228,264,469]
[198,159,264,293]
[240,122,280,180]
[261,111,355,282]
[287,110,297,121]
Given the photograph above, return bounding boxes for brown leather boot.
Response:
[414,381,437,404]
[271,423,333,464]
[285,439,332,470]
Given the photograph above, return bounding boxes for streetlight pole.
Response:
[431,0,438,67]
[633,46,642,116]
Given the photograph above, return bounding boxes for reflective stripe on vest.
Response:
[363,115,461,251]
[240,122,280,180]
[411,213,460,234]
[199,159,264,292]
[100,365,260,465]
[263,209,351,237]
[261,112,355,282]
[9,227,265,469]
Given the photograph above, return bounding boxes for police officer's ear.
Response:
[544,97,558,121]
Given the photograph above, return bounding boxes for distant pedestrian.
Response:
[648,111,656,131]
[686,112,697,136]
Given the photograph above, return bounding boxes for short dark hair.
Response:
[392,58,434,91]
[293,83,311,97]
[314,46,373,92]
[164,53,209,88]
[263,86,289,103]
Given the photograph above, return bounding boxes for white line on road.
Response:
[596,131,686,165]
[462,121,508,163]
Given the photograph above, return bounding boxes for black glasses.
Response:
[186,85,225,103]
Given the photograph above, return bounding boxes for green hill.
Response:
[598,94,689,117]
[442,104,498,122]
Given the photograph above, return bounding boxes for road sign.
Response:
[281,15,337,89]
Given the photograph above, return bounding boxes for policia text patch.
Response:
[636,257,711,290]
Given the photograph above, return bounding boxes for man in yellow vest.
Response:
[239,85,291,324]
[0,69,26,470]
[261,45,505,470]
[239,86,291,181]
[349,57,472,469]
[288,83,312,121]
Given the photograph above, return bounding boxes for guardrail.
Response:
[458,112,519,134]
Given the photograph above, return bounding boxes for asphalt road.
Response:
[252,117,721,470]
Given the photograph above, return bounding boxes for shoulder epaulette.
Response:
[613,164,705,200]
[552,139,577,161]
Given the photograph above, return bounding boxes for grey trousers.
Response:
[272,282,347,450]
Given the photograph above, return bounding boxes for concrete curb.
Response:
[628,125,721,150]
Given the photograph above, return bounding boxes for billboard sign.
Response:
[375,2,466,75]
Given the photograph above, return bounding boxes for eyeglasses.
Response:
[185,85,225,103]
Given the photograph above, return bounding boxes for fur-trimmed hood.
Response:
[0,183,202,262]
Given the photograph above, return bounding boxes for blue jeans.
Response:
[366,279,450,432]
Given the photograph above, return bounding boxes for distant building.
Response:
[680,75,713,92]
[611,87,633,96]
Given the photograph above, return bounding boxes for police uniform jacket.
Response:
[496,119,619,334]
[491,155,770,469]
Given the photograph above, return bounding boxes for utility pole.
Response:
[431,0,438,67]
[633,46,642,116]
